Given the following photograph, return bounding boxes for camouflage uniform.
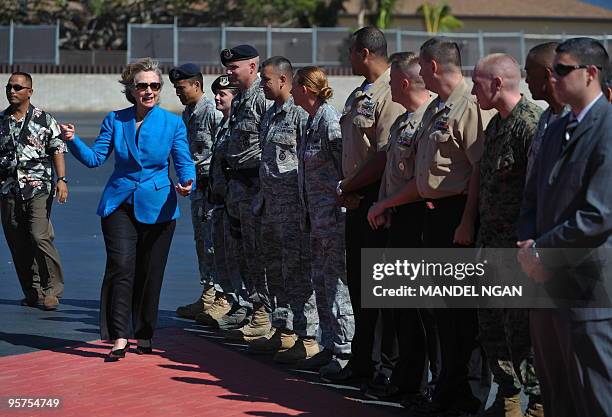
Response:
[182,96,222,286]
[209,117,247,304]
[477,96,542,400]
[259,96,317,337]
[298,102,354,353]
[525,105,570,180]
[224,78,271,309]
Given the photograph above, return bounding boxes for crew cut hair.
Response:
[420,38,462,68]
[351,26,388,58]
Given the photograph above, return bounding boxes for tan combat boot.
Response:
[224,306,272,341]
[248,329,297,354]
[176,285,216,319]
[195,294,232,325]
[273,337,320,364]
[482,394,523,417]
[524,399,544,417]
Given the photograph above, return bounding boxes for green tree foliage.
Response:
[374,0,395,29]
[417,1,463,34]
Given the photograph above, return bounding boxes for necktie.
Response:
[564,117,578,142]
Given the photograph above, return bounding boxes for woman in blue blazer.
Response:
[60,58,195,361]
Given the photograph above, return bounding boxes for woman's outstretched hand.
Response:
[59,123,75,141]
[175,179,193,196]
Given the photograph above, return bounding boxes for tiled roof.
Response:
[341,0,612,19]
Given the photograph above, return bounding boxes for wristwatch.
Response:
[57,176,68,184]
[336,180,344,196]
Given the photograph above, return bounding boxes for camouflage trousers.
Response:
[225,196,269,311]
[479,308,541,398]
[309,204,354,354]
[190,190,216,286]
[211,206,248,305]
[261,200,318,337]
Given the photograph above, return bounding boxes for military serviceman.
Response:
[364,52,433,405]
[170,63,223,320]
[197,75,250,329]
[524,43,570,180]
[291,66,355,374]
[247,56,320,364]
[322,27,405,384]
[471,53,544,417]
[219,45,273,341]
[413,38,495,416]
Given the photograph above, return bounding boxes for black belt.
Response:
[223,164,259,187]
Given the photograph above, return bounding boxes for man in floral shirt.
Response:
[0,72,67,310]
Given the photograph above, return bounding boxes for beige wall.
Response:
[0,74,548,113]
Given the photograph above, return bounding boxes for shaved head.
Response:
[475,53,521,91]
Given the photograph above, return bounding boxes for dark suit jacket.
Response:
[518,95,612,320]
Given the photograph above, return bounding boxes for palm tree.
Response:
[417,1,463,34]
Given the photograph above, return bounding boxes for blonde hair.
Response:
[119,57,163,104]
[295,66,333,101]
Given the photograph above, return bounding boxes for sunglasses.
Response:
[5,84,31,92]
[133,82,162,91]
[553,63,602,77]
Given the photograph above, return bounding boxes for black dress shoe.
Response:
[105,343,130,362]
[135,340,153,354]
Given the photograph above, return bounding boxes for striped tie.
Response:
[564,117,578,142]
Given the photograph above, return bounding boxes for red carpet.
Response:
[0,327,400,417]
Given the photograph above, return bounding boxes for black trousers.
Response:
[422,195,484,411]
[386,203,428,394]
[345,182,392,377]
[100,204,176,341]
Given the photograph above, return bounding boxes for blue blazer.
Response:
[67,105,196,224]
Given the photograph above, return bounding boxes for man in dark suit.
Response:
[517,37,612,417]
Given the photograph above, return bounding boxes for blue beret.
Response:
[220,45,259,66]
[169,63,201,83]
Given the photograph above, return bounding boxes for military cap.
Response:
[169,63,201,83]
[220,45,259,66]
[211,75,238,94]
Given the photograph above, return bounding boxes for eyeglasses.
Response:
[553,63,602,77]
[133,82,162,91]
[5,84,31,92]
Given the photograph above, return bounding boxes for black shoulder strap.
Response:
[16,105,35,145]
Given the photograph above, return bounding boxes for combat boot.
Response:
[273,337,320,364]
[248,328,297,354]
[195,294,231,325]
[482,393,522,417]
[214,304,250,330]
[524,398,544,417]
[224,305,272,341]
[176,285,216,319]
[296,348,333,370]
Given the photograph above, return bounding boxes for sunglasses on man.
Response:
[553,63,602,77]
[133,82,162,91]
[5,84,31,92]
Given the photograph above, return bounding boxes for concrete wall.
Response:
[0,74,547,114]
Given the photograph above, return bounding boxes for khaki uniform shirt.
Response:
[340,68,405,180]
[379,97,433,200]
[414,79,495,199]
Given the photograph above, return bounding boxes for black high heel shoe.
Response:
[135,339,152,355]
[105,342,130,362]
